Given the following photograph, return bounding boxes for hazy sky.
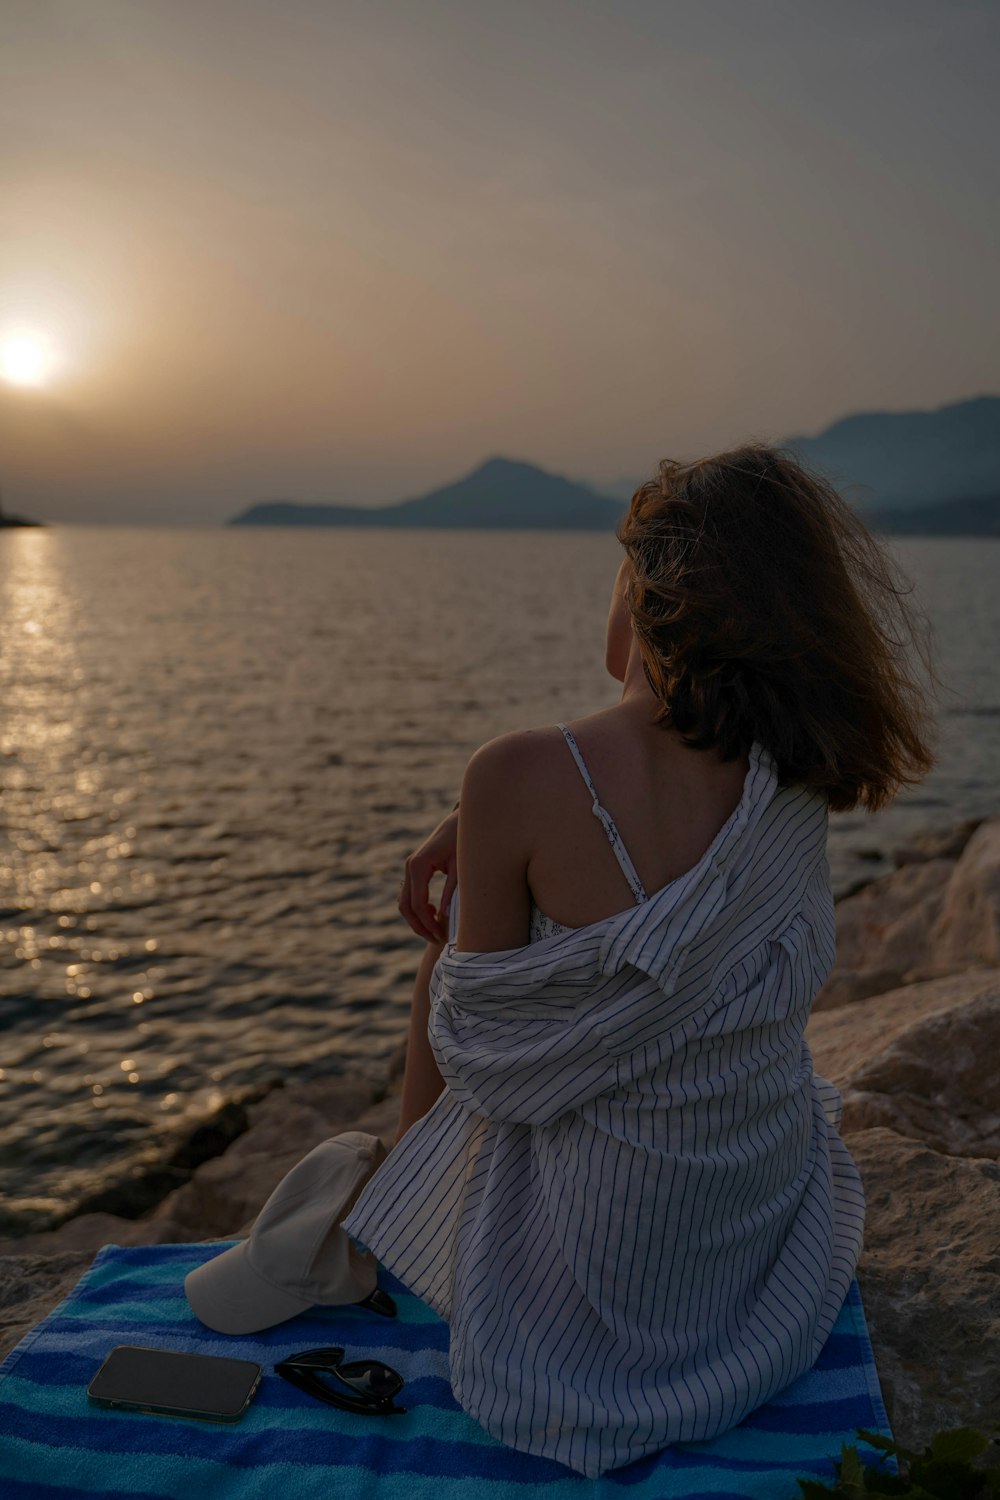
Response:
[1,0,997,524]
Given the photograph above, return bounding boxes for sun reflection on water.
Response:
[0,528,184,1228]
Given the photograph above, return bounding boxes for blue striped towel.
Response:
[0,1242,896,1498]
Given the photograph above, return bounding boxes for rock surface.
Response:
[804,825,1000,1444]
[808,967,1000,1159]
[814,858,957,1010]
[891,817,983,867]
[1,817,999,1450]
[0,1250,96,1364]
[814,817,999,1010]
[930,818,1000,974]
[842,1129,1000,1444]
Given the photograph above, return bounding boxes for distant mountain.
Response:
[0,513,42,528]
[783,394,1000,510]
[228,456,623,529]
[606,395,1000,515]
[870,493,1000,536]
[227,398,1000,533]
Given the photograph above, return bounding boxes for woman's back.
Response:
[344,735,865,1476]
[525,709,752,935]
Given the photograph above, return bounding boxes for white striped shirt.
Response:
[342,739,865,1477]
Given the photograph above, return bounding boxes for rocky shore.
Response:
[2,814,998,1446]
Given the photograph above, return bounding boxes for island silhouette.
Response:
[226,396,1000,536]
[0,482,43,528]
[229,456,622,530]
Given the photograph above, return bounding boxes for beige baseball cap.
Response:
[184,1131,387,1335]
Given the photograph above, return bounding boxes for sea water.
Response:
[1,527,996,1229]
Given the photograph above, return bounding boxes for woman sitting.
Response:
[342,442,936,1478]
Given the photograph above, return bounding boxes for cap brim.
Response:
[184,1241,316,1335]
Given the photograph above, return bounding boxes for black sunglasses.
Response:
[274,1346,406,1415]
[356,1286,397,1319]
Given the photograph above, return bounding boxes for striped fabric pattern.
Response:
[0,1241,896,1499]
[343,740,868,1477]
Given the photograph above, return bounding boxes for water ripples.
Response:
[0,526,997,1231]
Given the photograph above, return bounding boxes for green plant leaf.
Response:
[838,1443,872,1498]
[929,1430,991,1466]
[856,1426,923,1466]
[793,1426,1000,1499]
[858,1429,905,1454]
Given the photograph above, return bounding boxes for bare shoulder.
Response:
[466,723,571,799]
[470,726,569,786]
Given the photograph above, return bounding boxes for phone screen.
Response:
[88,1345,262,1421]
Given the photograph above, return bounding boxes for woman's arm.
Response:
[451,735,534,953]
[393,939,449,1144]
[401,735,536,948]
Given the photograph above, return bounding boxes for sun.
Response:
[0,330,59,388]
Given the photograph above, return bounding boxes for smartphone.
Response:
[88,1344,262,1423]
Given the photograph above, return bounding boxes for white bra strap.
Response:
[556,724,647,903]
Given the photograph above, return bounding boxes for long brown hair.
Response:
[616,442,939,813]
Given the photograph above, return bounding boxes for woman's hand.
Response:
[398,807,459,944]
